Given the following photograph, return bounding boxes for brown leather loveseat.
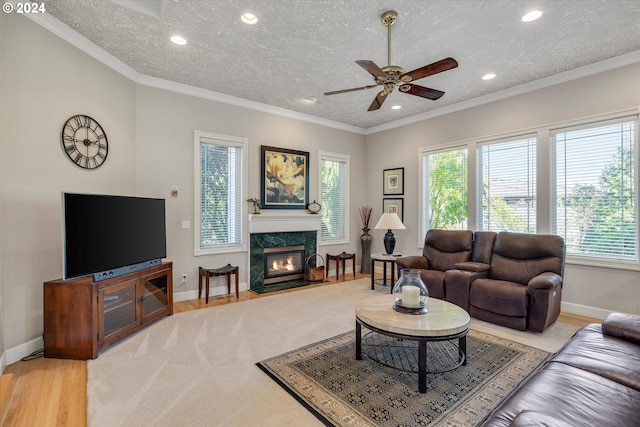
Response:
[396,230,565,332]
[481,312,640,426]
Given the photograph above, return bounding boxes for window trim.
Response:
[194,130,248,256]
[550,115,639,268]
[318,151,350,246]
[417,108,639,269]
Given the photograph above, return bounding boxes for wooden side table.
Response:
[326,252,356,280]
[199,264,239,303]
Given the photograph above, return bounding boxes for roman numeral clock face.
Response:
[61,115,108,169]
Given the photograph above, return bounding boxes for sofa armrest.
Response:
[452,261,489,273]
[527,272,562,291]
[602,312,640,345]
[395,256,428,270]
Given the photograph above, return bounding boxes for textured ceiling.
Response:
[41,0,640,130]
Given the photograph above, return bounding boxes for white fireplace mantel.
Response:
[248,212,322,234]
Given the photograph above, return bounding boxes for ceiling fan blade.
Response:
[400,57,459,83]
[368,90,388,111]
[356,60,387,79]
[324,85,379,96]
[399,84,445,100]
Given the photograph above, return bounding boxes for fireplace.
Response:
[263,245,305,285]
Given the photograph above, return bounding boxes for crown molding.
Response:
[24,12,365,135]
[366,50,640,135]
[24,12,639,137]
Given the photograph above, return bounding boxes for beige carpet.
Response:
[87,279,581,426]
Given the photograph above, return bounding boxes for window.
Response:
[420,147,468,238]
[194,131,247,255]
[477,136,536,232]
[552,118,637,261]
[320,151,349,243]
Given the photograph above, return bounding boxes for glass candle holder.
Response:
[392,269,428,314]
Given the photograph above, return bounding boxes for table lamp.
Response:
[374,212,406,255]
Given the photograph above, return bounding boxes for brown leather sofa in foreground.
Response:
[480,312,640,426]
[396,230,565,332]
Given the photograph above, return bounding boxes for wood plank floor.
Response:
[0,273,598,427]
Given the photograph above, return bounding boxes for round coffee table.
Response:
[355,294,470,393]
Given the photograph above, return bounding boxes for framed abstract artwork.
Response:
[383,198,404,222]
[261,145,309,209]
[383,167,404,195]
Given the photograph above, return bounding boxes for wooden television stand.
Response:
[44,262,173,360]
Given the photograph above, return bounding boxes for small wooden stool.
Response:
[199,264,239,304]
[326,252,356,280]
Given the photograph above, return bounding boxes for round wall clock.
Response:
[61,114,108,169]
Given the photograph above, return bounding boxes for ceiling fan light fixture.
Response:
[170,35,187,45]
[482,73,496,80]
[303,96,319,104]
[241,13,258,25]
[522,10,542,22]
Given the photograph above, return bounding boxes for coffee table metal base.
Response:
[355,317,467,393]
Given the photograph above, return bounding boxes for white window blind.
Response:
[320,152,349,243]
[552,118,637,261]
[477,136,536,232]
[195,131,246,255]
[420,148,468,236]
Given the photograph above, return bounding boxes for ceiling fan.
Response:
[324,10,458,111]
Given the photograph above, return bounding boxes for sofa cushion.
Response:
[423,229,473,271]
[489,233,564,284]
[480,363,640,427]
[470,279,528,317]
[550,323,640,391]
[602,312,640,345]
[509,411,572,427]
[418,269,445,299]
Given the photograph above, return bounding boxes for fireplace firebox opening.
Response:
[263,245,305,285]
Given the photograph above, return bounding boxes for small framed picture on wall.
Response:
[383,198,404,222]
[383,167,404,195]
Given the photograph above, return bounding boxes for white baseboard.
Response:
[173,282,248,302]
[561,301,613,320]
[2,336,44,371]
[0,351,6,375]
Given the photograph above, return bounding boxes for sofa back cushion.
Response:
[472,231,497,264]
[422,229,473,271]
[489,232,564,284]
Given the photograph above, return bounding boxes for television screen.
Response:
[62,192,167,280]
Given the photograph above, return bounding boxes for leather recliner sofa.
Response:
[397,230,565,332]
[480,312,640,426]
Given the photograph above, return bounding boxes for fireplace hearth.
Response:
[264,245,305,285]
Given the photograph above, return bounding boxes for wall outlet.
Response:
[181,273,187,283]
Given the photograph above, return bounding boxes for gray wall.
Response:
[0,14,365,365]
[1,13,639,367]
[365,63,640,318]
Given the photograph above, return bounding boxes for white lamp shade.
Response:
[374,212,406,230]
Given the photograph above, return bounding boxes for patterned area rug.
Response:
[257,329,549,427]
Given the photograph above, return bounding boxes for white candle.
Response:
[402,285,421,308]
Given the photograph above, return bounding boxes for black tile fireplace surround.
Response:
[249,231,317,293]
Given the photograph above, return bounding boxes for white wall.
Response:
[365,63,640,318]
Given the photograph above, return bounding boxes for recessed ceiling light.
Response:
[241,13,258,25]
[170,35,187,45]
[303,96,319,104]
[391,105,402,110]
[482,73,496,80]
[522,10,542,22]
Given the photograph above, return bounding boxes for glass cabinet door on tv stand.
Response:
[141,269,170,320]
[100,279,139,341]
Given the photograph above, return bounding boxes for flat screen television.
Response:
[62,192,167,281]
